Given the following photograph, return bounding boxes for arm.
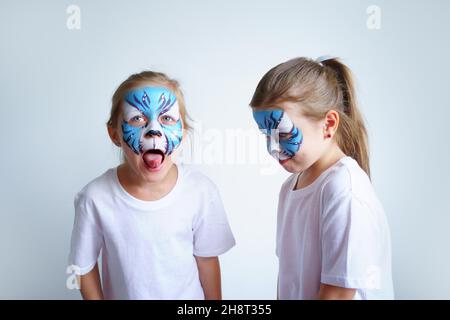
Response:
[277,274,279,300]
[194,256,222,300]
[79,263,104,300]
[317,283,356,300]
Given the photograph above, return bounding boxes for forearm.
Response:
[195,256,222,300]
[80,263,104,300]
[317,283,356,300]
[277,275,279,300]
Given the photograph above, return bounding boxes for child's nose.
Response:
[267,136,281,159]
[145,129,162,138]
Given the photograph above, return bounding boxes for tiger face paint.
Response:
[252,109,303,164]
[121,86,183,169]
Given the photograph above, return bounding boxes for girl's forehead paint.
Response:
[124,86,177,115]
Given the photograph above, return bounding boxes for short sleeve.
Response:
[192,186,235,257]
[320,191,382,290]
[68,192,103,275]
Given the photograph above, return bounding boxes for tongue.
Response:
[143,152,163,169]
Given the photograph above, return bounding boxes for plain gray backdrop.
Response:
[1,0,449,299]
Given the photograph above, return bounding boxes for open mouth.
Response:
[142,149,165,170]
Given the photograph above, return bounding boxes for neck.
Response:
[295,144,346,190]
[118,162,178,201]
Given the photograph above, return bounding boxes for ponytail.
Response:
[321,58,371,178]
[250,56,371,178]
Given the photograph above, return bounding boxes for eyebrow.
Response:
[157,96,176,115]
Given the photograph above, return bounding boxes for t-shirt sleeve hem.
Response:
[193,240,236,257]
[69,260,98,276]
[321,273,368,289]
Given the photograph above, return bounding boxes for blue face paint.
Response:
[121,86,183,156]
[252,109,303,162]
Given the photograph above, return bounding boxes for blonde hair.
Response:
[107,70,191,131]
[250,57,370,177]
[107,71,192,162]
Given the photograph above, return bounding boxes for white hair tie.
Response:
[315,55,335,66]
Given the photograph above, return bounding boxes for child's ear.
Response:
[323,110,340,139]
[107,124,121,147]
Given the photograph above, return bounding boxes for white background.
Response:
[1,0,449,299]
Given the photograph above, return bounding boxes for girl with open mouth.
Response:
[68,71,235,300]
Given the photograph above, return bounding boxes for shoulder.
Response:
[179,164,221,197]
[320,157,373,200]
[75,168,115,205]
[320,158,353,201]
[319,157,381,218]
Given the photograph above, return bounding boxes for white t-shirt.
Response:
[276,156,394,300]
[68,164,235,300]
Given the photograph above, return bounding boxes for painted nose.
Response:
[145,129,162,138]
[266,135,280,159]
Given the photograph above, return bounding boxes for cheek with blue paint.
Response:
[252,109,303,161]
[161,119,183,155]
[121,121,143,154]
[121,86,184,156]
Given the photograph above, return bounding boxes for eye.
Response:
[131,115,144,122]
[160,114,176,125]
[279,132,293,140]
[128,114,147,127]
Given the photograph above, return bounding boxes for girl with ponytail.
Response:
[250,57,393,300]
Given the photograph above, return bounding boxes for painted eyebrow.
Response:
[157,93,176,115]
[130,113,145,119]
[124,105,145,120]
[125,99,144,114]
[125,90,151,112]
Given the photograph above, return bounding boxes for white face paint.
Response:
[122,101,182,152]
[121,87,183,156]
[161,101,180,122]
[260,111,298,161]
[122,104,144,123]
[277,112,295,133]
[276,113,297,161]
[253,109,303,163]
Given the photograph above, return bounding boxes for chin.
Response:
[279,157,304,173]
[281,162,299,173]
